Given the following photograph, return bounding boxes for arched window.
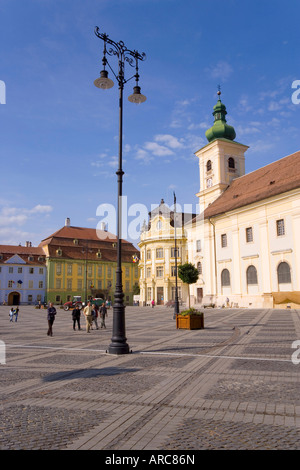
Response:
[277,262,291,284]
[206,160,212,172]
[228,157,235,169]
[221,268,230,286]
[246,265,258,285]
[197,262,202,275]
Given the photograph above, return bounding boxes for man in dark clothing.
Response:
[72,305,81,330]
[47,302,57,336]
[100,303,107,329]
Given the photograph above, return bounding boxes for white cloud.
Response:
[154,134,184,149]
[206,61,233,80]
[144,141,174,157]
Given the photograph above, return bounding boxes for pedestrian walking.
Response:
[72,305,81,330]
[151,299,155,308]
[9,307,15,322]
[100,302,107,329]
[14,306,19,322]
[91,304,99,330]
[47,302,57,336]
[83,301,93,333]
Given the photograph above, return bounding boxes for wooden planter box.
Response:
[176,314,204,330]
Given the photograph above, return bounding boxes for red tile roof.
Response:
[0,245,46,265]
[39,226,139,262]
[204,150,300,218]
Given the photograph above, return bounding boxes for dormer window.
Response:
[206,160,212,172]
[56,248,62,256]
[28,256,34,262]
[73,239,79,245]
[96,250,102,259]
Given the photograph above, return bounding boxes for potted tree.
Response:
[176,263,204,330]
[175,307,204,329]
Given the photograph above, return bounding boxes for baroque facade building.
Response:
[139,92,300,309]
[39,219,139,305]
[138,199,195,306]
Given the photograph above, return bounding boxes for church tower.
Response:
[195,91,249,212]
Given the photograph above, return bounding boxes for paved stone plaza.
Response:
[1,304,300,451]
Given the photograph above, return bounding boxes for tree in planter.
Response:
[178,263,199,308]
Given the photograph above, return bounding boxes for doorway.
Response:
[8,292,20,305]
[197,288,203,303]
[156,287,164,305]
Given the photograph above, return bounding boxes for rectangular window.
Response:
[107,266,112,278]
[156,266,163,277]
[67,264,72,275]
[78,264,83,276]
[8,280,13,288]
[67,279,72,290]
[171,247,179,257]
[156,248,163,258]
[134,267,138,278]
[39,281,43,289]
[171,286,181,300]
[29,267,34,274]
[56,263,61,275]
[171,266,177,276]
[246,227,253,243]
[276,219,285,236]
[77,279,83,290]
[107,280,112,289]
[196,240,201,252]
[147,287,152,301]
[125,281,130,292]
[88,266,92,277]
[125,267,129,277]
[97,266,102,277]
[18,267,23,274]
[146,250,151,260]
[9,267,13,273]
[28,280,33,289]
[221,234,227,248]
[97,280,102,289]
[39,268,43,275]
[55,295,61,303]
[28,295,33,302]
[146,267,151,278]
[56,279,61,289]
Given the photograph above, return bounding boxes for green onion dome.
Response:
[205,91,236,143]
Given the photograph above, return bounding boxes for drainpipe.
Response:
[208,217,217,298]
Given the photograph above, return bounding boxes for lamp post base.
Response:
[108,302,130,355]
[108,343,130,355]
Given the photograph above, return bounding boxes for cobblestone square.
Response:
[1,305,300,450]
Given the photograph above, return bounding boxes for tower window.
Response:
[206,160,212,172]
[228,157,235,169]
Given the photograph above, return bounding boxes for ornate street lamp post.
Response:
[94,27,146,354]
[173,192,180,319]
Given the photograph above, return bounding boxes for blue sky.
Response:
[0,0,300,248]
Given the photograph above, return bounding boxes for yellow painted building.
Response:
[39,219,139,305]
[138,199,194,305]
